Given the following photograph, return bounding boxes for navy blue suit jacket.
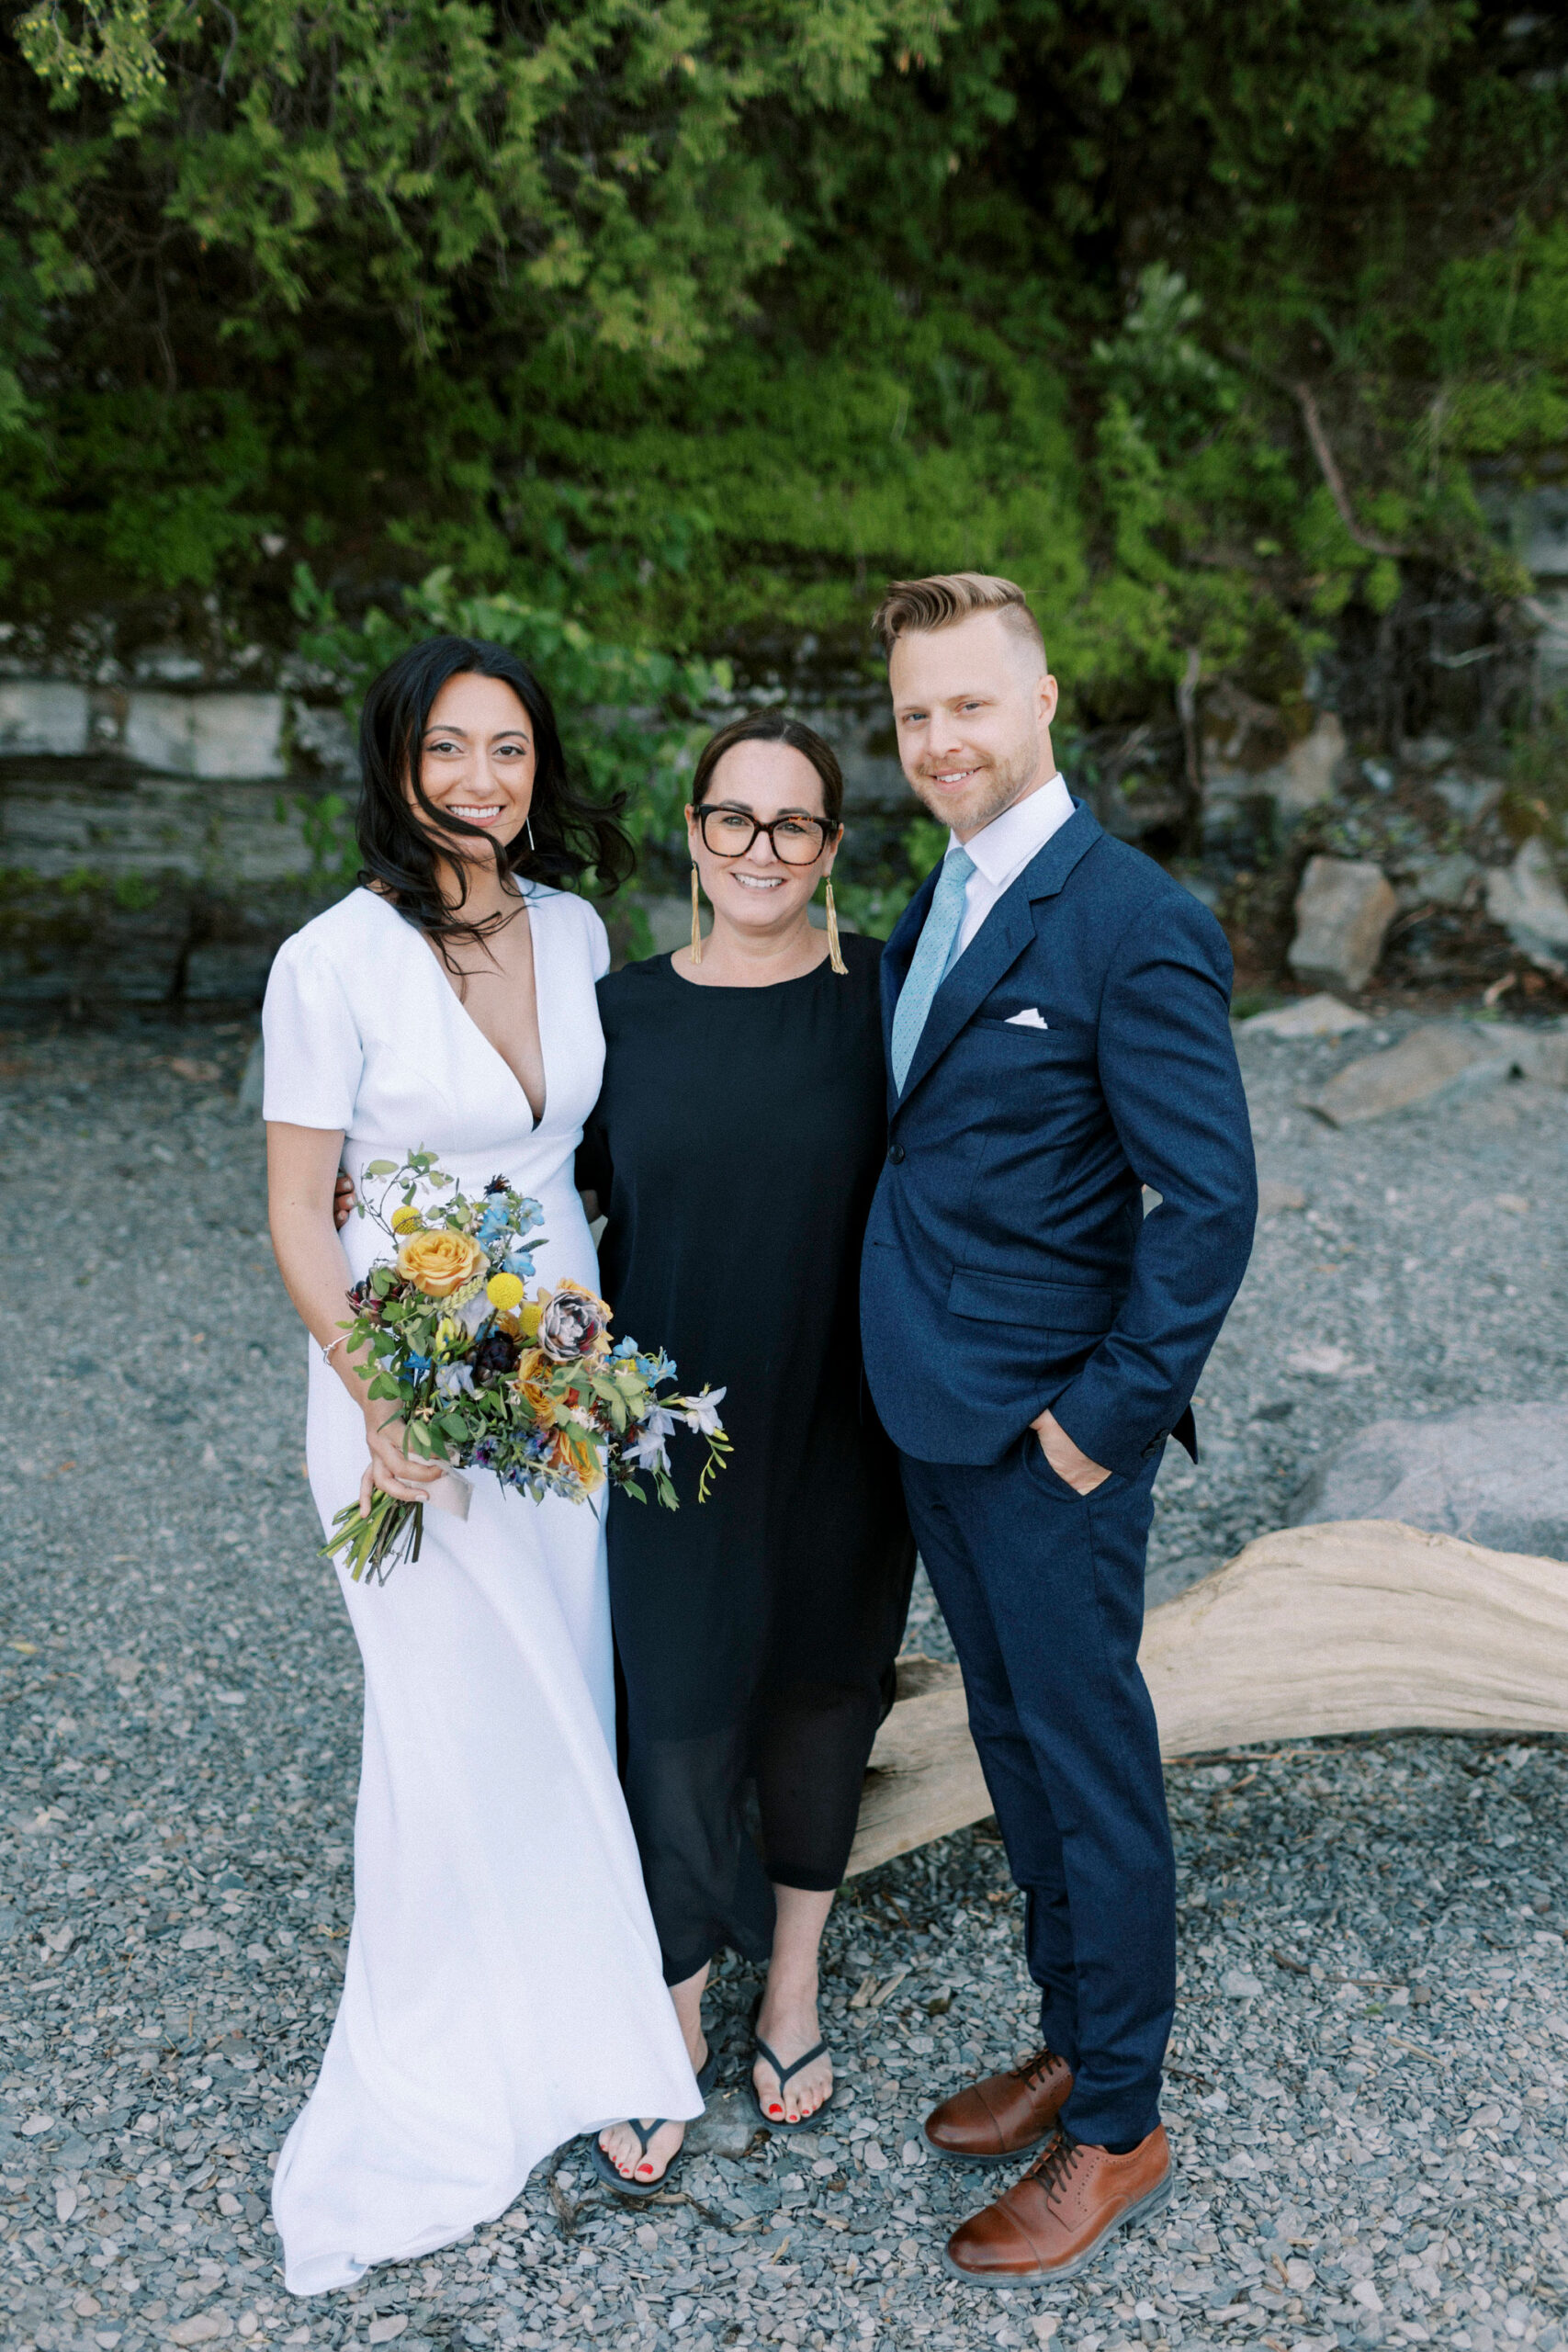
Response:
[860,800,1257,1476]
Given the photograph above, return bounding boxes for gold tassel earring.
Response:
[824,879,848,976]
[690,863,705,965]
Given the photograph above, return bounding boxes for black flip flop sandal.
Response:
[750,2034,832,2132]
[588,2117,676,2199]
[588,2045,721,2196]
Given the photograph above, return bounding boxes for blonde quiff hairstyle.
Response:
[872,571,1046,663]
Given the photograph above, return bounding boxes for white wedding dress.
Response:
[262,884,698,2298]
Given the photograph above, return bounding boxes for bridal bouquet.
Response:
[322,1149,729,1583]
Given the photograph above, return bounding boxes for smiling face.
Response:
[409,671,536,862]
[888,608,1059,842]
[686,740,840,940]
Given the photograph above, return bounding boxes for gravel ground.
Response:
[1139,1013,1568,1604]
[4,1011,1568,2352]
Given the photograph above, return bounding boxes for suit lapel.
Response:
[893,801,1104,1111]
[896,888,1034,1105]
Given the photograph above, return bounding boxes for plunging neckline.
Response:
[373,888,548,1128]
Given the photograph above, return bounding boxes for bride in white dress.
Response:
[263,640,701,2297]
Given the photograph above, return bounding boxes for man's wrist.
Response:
[1031,1406,1112,1495]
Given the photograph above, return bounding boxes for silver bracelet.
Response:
[321,1332,351,1366]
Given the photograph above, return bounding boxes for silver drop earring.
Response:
[526,817,536,853]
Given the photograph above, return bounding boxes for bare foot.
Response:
[598,2032,708,2185]
[597,2114,687,2185]
[753,2001,833,2123]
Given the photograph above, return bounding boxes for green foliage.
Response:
[3,0,1567,735]
[15,0,164,102]
[1504,693,1568,854]
[279,787,356,888]
[14,0,948,361]
[834,814,948,942]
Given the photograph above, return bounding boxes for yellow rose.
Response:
[514,1347,559,1425]
[396,1227,485,1298]
[548,1426,604,1493]
[486,1272,525,1311]
[390,1204,423,1233]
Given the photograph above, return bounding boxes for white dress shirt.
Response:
[944,770,1075,973]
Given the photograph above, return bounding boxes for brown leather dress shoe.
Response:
[922,2045,1074,2165]
[943,2126,1173,2284]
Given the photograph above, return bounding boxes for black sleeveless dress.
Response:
[576,933,916,1984]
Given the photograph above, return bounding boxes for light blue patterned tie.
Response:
[890,845,976,1092]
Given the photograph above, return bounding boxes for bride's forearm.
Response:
[281,1224,373,1409]
[267,1124,445,1505]
[266,1122,375,1415]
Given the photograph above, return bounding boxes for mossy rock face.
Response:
[0,746,352,1005]
[0,868,340,1008]
[0,756,330,886]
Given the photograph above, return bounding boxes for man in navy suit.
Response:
[860,573,1256,2284]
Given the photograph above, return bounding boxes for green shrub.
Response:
[3,0,1564,740]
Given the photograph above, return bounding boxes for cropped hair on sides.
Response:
[871,571,1046,664]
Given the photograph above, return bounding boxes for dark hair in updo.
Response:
[689,709,845,827]
[355,634,635,957]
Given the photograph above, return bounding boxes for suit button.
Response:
[887,1142,906,1164]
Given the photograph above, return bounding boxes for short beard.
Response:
[908,741,1041,838]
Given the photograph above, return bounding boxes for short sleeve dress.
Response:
[260,886,700,2293]
[578,932,916,1985]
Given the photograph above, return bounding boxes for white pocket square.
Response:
[1004,1007,1050,1029]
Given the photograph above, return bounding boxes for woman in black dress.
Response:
[580,712,915,2191]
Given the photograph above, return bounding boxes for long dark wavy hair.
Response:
[355,635,636,957]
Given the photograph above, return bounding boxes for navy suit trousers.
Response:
[900,1439,1175,2148]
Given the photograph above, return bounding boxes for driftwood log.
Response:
[845,1518,1568,1878]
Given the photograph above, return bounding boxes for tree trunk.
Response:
[845,1520,1568,1877]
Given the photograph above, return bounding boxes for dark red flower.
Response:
[473,1330,520,1381]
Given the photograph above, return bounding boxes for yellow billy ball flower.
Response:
[486,1272,526,1311]
[390,1204,423,1233]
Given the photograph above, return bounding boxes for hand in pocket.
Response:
[1032,1408,1111,1496]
